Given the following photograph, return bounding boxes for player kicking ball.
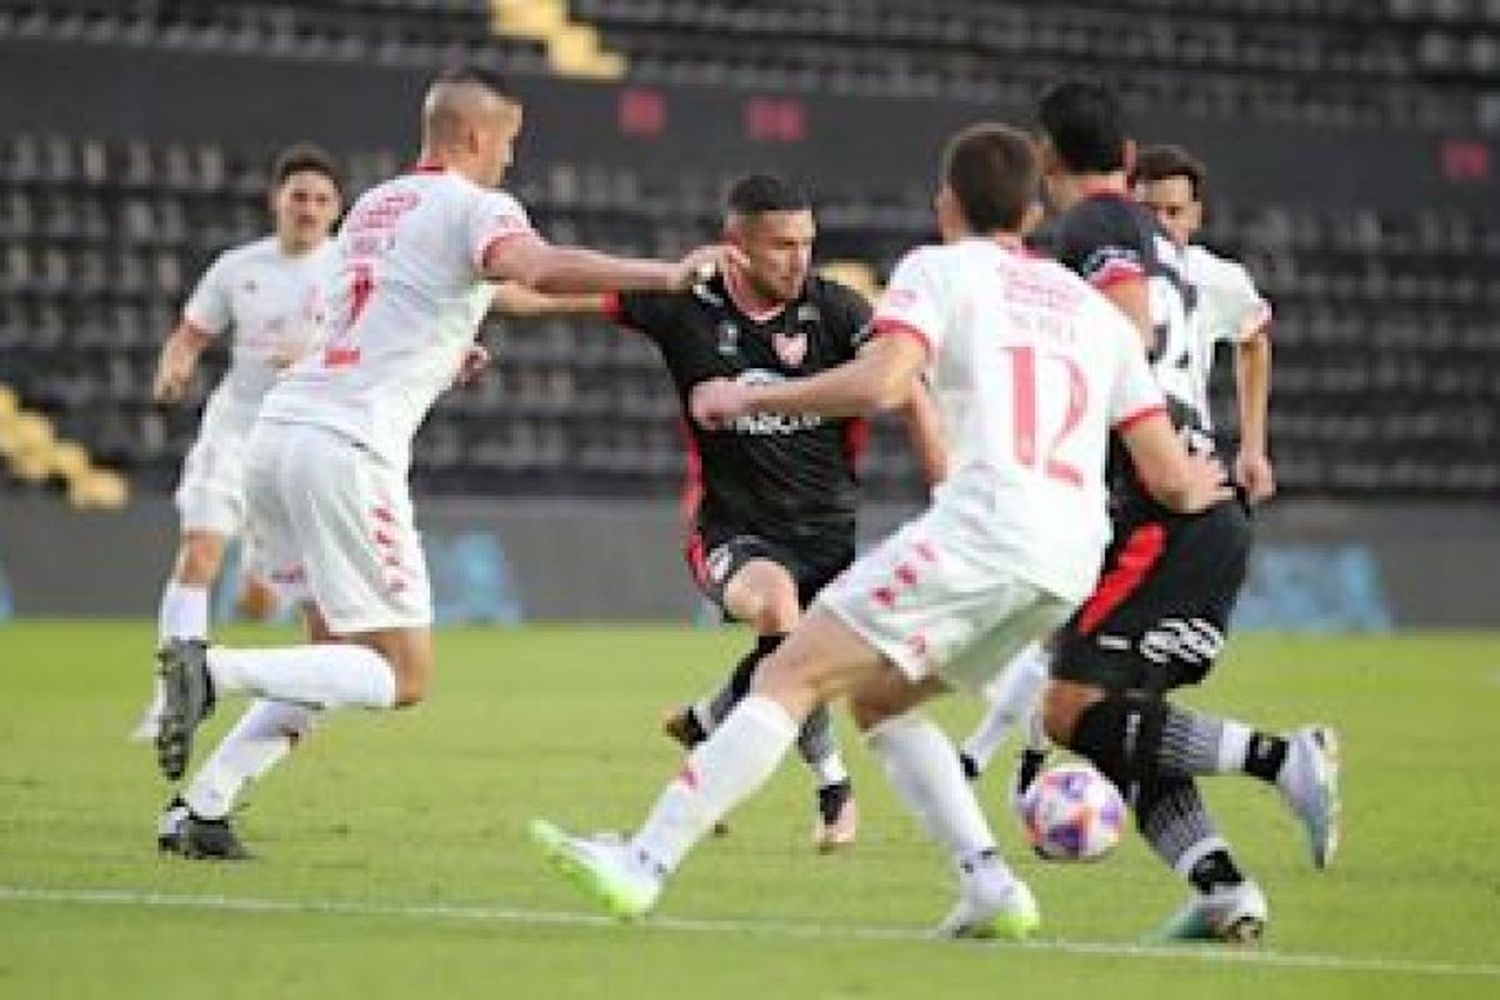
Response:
[532,123,1231,937]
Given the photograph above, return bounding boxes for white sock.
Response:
[962,642,1051,771]
[183,699,318,819]
[158,582,209,643]
[208,644,396,710]
[1217,721,1254,775]
[812,752,849,787]
[632,694,798,873]
[867,711,1000,865]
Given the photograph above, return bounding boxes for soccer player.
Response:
[1132,142,1275,502]
[531,122,1231,937]
[968,80,1337,942]
[149,67,736,857]
[133,144,343,746]
[493,175,948,851]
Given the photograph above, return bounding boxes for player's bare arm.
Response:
[691,331,926,428]
[896,374,949,488]
[1234,324,1275,502]
[490,281,609,318]
[1119,411,1234,513]
[151,322,212,405]
[484,235,742,296]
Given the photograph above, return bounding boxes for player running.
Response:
[965,80,1338,943]
[134,144,342,746]
[531,122,1230,937]
[494,174,947,851]
[149,67,737,858]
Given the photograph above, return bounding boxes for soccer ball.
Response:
[1020,762,1126,862]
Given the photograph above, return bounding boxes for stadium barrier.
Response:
[0,494,1494,628]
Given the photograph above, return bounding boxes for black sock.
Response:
[1188,849,1246,893]
[1065,694,1168,803]
[706,633,787,726]
[1243,732,1289,783]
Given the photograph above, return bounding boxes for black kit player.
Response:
[495,174,946,850]
[987,80,1341,942]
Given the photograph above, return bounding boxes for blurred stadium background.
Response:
[0,0,1496,627]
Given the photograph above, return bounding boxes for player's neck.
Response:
[1058,172,1129,209]
[724,266,790,323]
[276,234,322,258]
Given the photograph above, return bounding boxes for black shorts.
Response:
[1052,500,1251,694]
[687,523,855,615]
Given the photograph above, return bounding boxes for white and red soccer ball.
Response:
[1020,762,1126,861]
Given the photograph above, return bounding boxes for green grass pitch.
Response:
[2,623,1498,998]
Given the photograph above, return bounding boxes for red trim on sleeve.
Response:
[1113,403,1167,433]
[602,291,627,326]
[410,160,447,174]
[1089,260,1146,291]
[870,318,933,359]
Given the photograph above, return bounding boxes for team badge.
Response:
[772,330,808,367]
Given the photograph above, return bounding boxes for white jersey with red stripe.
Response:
[258,165,530,471]
[872,238,1165,602]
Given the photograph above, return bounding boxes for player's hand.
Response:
[454,343,492,387]
[151,360,192,405]
[1234,448,1276,504]
[671,244,748,292]
[690,378,752,430]
[1179,452,1236,513]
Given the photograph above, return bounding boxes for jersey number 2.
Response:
[1004,345,1086,488]
[322,262,374,368]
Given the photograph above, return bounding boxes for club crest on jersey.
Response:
[716,320,740,356]
[772,330,808,367]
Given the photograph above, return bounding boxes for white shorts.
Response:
[174,414,251,536]
[245,421,432,635]
[817,507,1076,693]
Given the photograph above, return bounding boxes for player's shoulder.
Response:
[218,234,279,266]
[1186,243,1257,290]
[1059,194,1151,243]
[803,274,871,319]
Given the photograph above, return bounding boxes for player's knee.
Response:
[1042,681,1097,745]
[847,687,897,732]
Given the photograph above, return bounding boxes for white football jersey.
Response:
[873,239,1165,601]
[1172,245,1271,433]
[183,236,340,415]
[259,166,530,470]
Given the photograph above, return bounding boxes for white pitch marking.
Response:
[3,884,1499,981]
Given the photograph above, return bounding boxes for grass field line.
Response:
[3,883,1498,980]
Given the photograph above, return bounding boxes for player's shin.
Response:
[865,711,1002,871]
[631,694,799,873]
[960,641,1050,775]
[182,699,318,819]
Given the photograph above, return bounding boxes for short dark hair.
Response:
[725,173,811,216]
[271,142,341,194]
[1037,79,1128,174]
[942,123,1039,233]
[1132,143,1207,200]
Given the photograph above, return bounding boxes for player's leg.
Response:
[532,604,892,919]
[135,528,227,741]
[958,639,1051,789]
[665,542,857,849]
[161,603,331,859]
[153,425,432,781]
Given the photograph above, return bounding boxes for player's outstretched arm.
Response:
[1120,412,1234,514]
[692,332,927,429]
[483,235,742,296]
[151,321,211,404]
[490,281,608,319]
[1234,326,1276,502]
